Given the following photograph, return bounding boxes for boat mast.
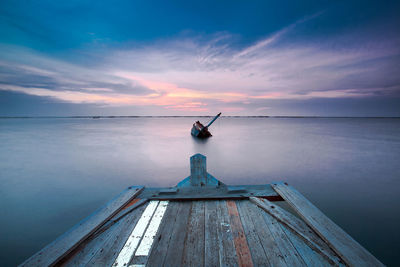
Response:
[206,112,221,128]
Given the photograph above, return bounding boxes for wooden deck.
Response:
[57,199,344,267]
[20,154,384,267]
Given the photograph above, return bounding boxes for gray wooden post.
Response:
[190,154,207,186]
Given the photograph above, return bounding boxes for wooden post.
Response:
[190,154,207,186]
[176,153,220,188]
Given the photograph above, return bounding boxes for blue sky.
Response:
[0,0,399,116]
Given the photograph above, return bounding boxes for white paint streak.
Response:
[112,201,159,267]
[135,201,169,256]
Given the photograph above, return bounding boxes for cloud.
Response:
[1,13,399,114]
[235,11,325,58]
[106,30,400,101]
[0,45,159,105]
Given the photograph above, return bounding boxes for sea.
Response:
[0,117,399,266]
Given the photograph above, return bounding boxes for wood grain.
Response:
[204,201,219,267]
[236,201,271,267]
[226,200,254,267]
[182,201,205,267]
[20,186,144,267]
[146,201,181,266]
[250,197,342,266]
[272,182,384,267]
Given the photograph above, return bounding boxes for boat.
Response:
[20,154,384,267]
[191,112,221,138]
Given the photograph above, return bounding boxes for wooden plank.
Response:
[111,198,148,223]
[227,186,247,193]
[20,186,144,267]
[139,185,282,201]
[216,200,238,267]
[244,201,288,267]
[129,201,169,266]
[272,182,384,267]
[158,188,178,195]
[236,201,271,267]
[182,201,205,267]
[250,197,342,266]
[259,206,307,266]
[59,200,148,265]
[123,198,141,209]
[146,201,181,266]
[62,216,122,267]
[281,225,332,267]
[163,201,192,266]
[204,201,219,267]
[112,200,159,266]
[135,201,169,256]
[152,195,281,201]
[82,198,147,240]
[226,200,254,267]
[87,202,149,266]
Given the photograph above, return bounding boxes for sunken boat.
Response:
[191,112,221,138]
[20,154,384,267]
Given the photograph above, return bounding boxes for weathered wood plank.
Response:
[272,182,384,267]
[281,225,331,267]
[20,186,144,267]
[112,200,159,266]
[226,200,254,267]
[250,197,342,266]
[244,201,288,267]
[182,201,205,267]
[111,198,148,223]
[146,201,181,266]
[62,216,122,267]
[163,201,192,267]
[84,198,146,239]
[78,198,147,244]
[204,201,219,267]
[139,185,282,201]
[258,204,307,266]
[216,200,238,267]
[135,201,169,256]
[236,201,271,267]
[86,202,149,266]
[129,201,169,266]
[122,197,141,209]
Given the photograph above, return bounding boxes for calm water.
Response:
[0,117,399,266]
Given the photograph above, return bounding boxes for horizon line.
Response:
[1,115,399,119]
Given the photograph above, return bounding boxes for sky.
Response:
[0,0,399,116]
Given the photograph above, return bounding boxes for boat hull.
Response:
[191,121,212,138]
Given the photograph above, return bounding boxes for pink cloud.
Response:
[1,17,399,115]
